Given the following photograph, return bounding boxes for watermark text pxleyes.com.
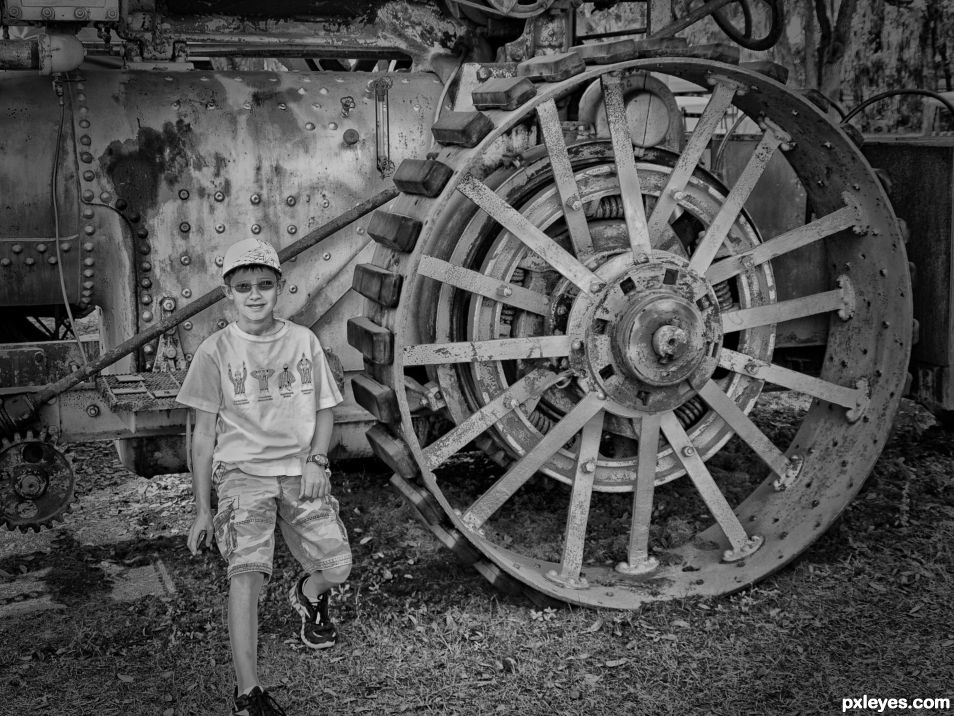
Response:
[842,696,951,713]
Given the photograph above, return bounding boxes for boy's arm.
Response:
[187,408,217,555]
[299,407,334,500]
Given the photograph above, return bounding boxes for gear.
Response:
[0,430,75,532]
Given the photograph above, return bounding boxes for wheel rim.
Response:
[359,57,912,607]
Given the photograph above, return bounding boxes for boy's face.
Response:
[224,266,282,329]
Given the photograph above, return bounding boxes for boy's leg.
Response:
[301,564,351,601]
[229,571,265,695]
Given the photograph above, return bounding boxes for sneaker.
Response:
[289,575,337,649]
[232,686,286,716]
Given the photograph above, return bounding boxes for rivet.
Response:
[83,281,94,289]
[179,221,191,233]
[289,285,298,293]
[74,6,88,19]
[682,446,695,457]
[180,255,191,265]
[216,319,228,329]
[287,225,297,235]
[143,345,154,355]
[343,128,360,145]
[84,257,95,267]
[141,261,151,271]
[356,227,365,234]
[250,194,261,205]
[215,224,225,233]
[206,101,217,110]
[83,268,94,277]
[179,189,190,200]
[80,152,93,164]
[322,252,332,260]
[84,225,96,236]
[305,122,315,130]
[214,191,225,202]
[581,459,596,473]
[141,294,152,305]
[139,243,151,255]
[82,207,94,219]
[595,390,607,400]
[590,281,605,293]
[115,199,127,211]
[129,212,141,223]
[36,243,47,253]
[12,244,22,254]
[99,192,112,203]
[243,102,252,110]
[86,405,100,418]
[79,297,90,305]
[322,199,330,208]
[319,87,329,95]
[82,170,95,181]
[251,224,262,234]
[286,196,297,206]
[183,321,193,330]
[79,135,91,146]
[25,257,35,266]
[161,297,177,312]
[214,256,223,266]
[141,278,152,288]
[81,289,92,297]
[47,256,57,265]
[84,242,95,252]
[60,242,71,252]
[137,228,149,239]
[82,190,94,203]
[182,288,192,297]
[328,122,338,130]
[0,258,9,267]
[79,119,90,129]
[278,102,287,110]
[185,353,193,361]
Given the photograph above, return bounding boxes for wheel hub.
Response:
[567,252,723,414]
[14,469,47,498]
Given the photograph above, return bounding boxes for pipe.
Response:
[0,33,85,74]
[2,187,399,432]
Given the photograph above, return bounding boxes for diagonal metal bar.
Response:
[721,288,849,333]
[404,335,571,366]
[648,80,740,238]
[659,411,753,553]
[718,348,868,411]
[623,412,662,571]
[536,99,595,258]
[552,409,605,585]
[697,380,793,478]
[418,255,550,315]
[706,206,859,284]
[457,174,602,293]
[688,123,788,275]
[423,369,567,470]
[461,393,603,530]
[600,72,653,259]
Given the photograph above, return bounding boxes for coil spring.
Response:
[674,397,707,429]
[713,281,734,310]
[528,409,553,434]
[588,196,624,220]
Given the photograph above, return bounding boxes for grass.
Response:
[1,402,952,715]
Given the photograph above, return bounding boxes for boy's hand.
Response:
[300,462,331,501]
[188,511,214,555]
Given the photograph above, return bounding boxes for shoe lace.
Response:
[250,688,288,716]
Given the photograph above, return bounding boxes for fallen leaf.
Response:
[672,619,690,629]
[586,618,604,633]
[359,535,373,545]
[604,658,629,668]
[567,652,591,660]
[117,674,135,683]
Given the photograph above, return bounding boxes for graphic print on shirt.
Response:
[250,368,275,402]
[228,362,249,405]
[297,353,314,394]
[278,364,296,396]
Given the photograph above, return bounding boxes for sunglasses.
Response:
[229,279,277,294]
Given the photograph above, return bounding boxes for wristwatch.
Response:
[305,453,330,468]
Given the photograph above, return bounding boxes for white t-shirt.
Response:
[176,320,343,476]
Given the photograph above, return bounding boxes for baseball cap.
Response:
[222,238,282,278]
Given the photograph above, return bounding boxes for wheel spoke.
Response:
[536,99,595,259]
[659,411,760,557]
[697,380,796,479]
[418,255,550,315]
[620,412,662,573]
[706,205,860,284]
[404,335,571,366]
[461,393,603,530]
[549,409,604,587]
[457,174,602,293]
[688,121,791,275]
[648,79,740,238]
[721,284,852,332]
[423,368,567,470]
[718,348,869,414]
[600,72,653,259]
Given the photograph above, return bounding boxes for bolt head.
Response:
[682,445,695,457]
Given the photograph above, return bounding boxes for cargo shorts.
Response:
[212,466,352,580]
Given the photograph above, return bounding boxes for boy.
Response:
[178,238,351,716]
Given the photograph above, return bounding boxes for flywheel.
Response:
[0,431,75,531]
[349,56,912,608]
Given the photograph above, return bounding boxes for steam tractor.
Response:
[0,0,925,609]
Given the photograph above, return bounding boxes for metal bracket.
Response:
[836,275,856,321]
[845,378,870,423]
[772,453,804,491]
[722,534,764,563]
[372,77,394,177]
[404,376,445,412]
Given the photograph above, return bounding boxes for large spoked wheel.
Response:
[354,58,911,608]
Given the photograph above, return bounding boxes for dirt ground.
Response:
[0,399,951,715]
